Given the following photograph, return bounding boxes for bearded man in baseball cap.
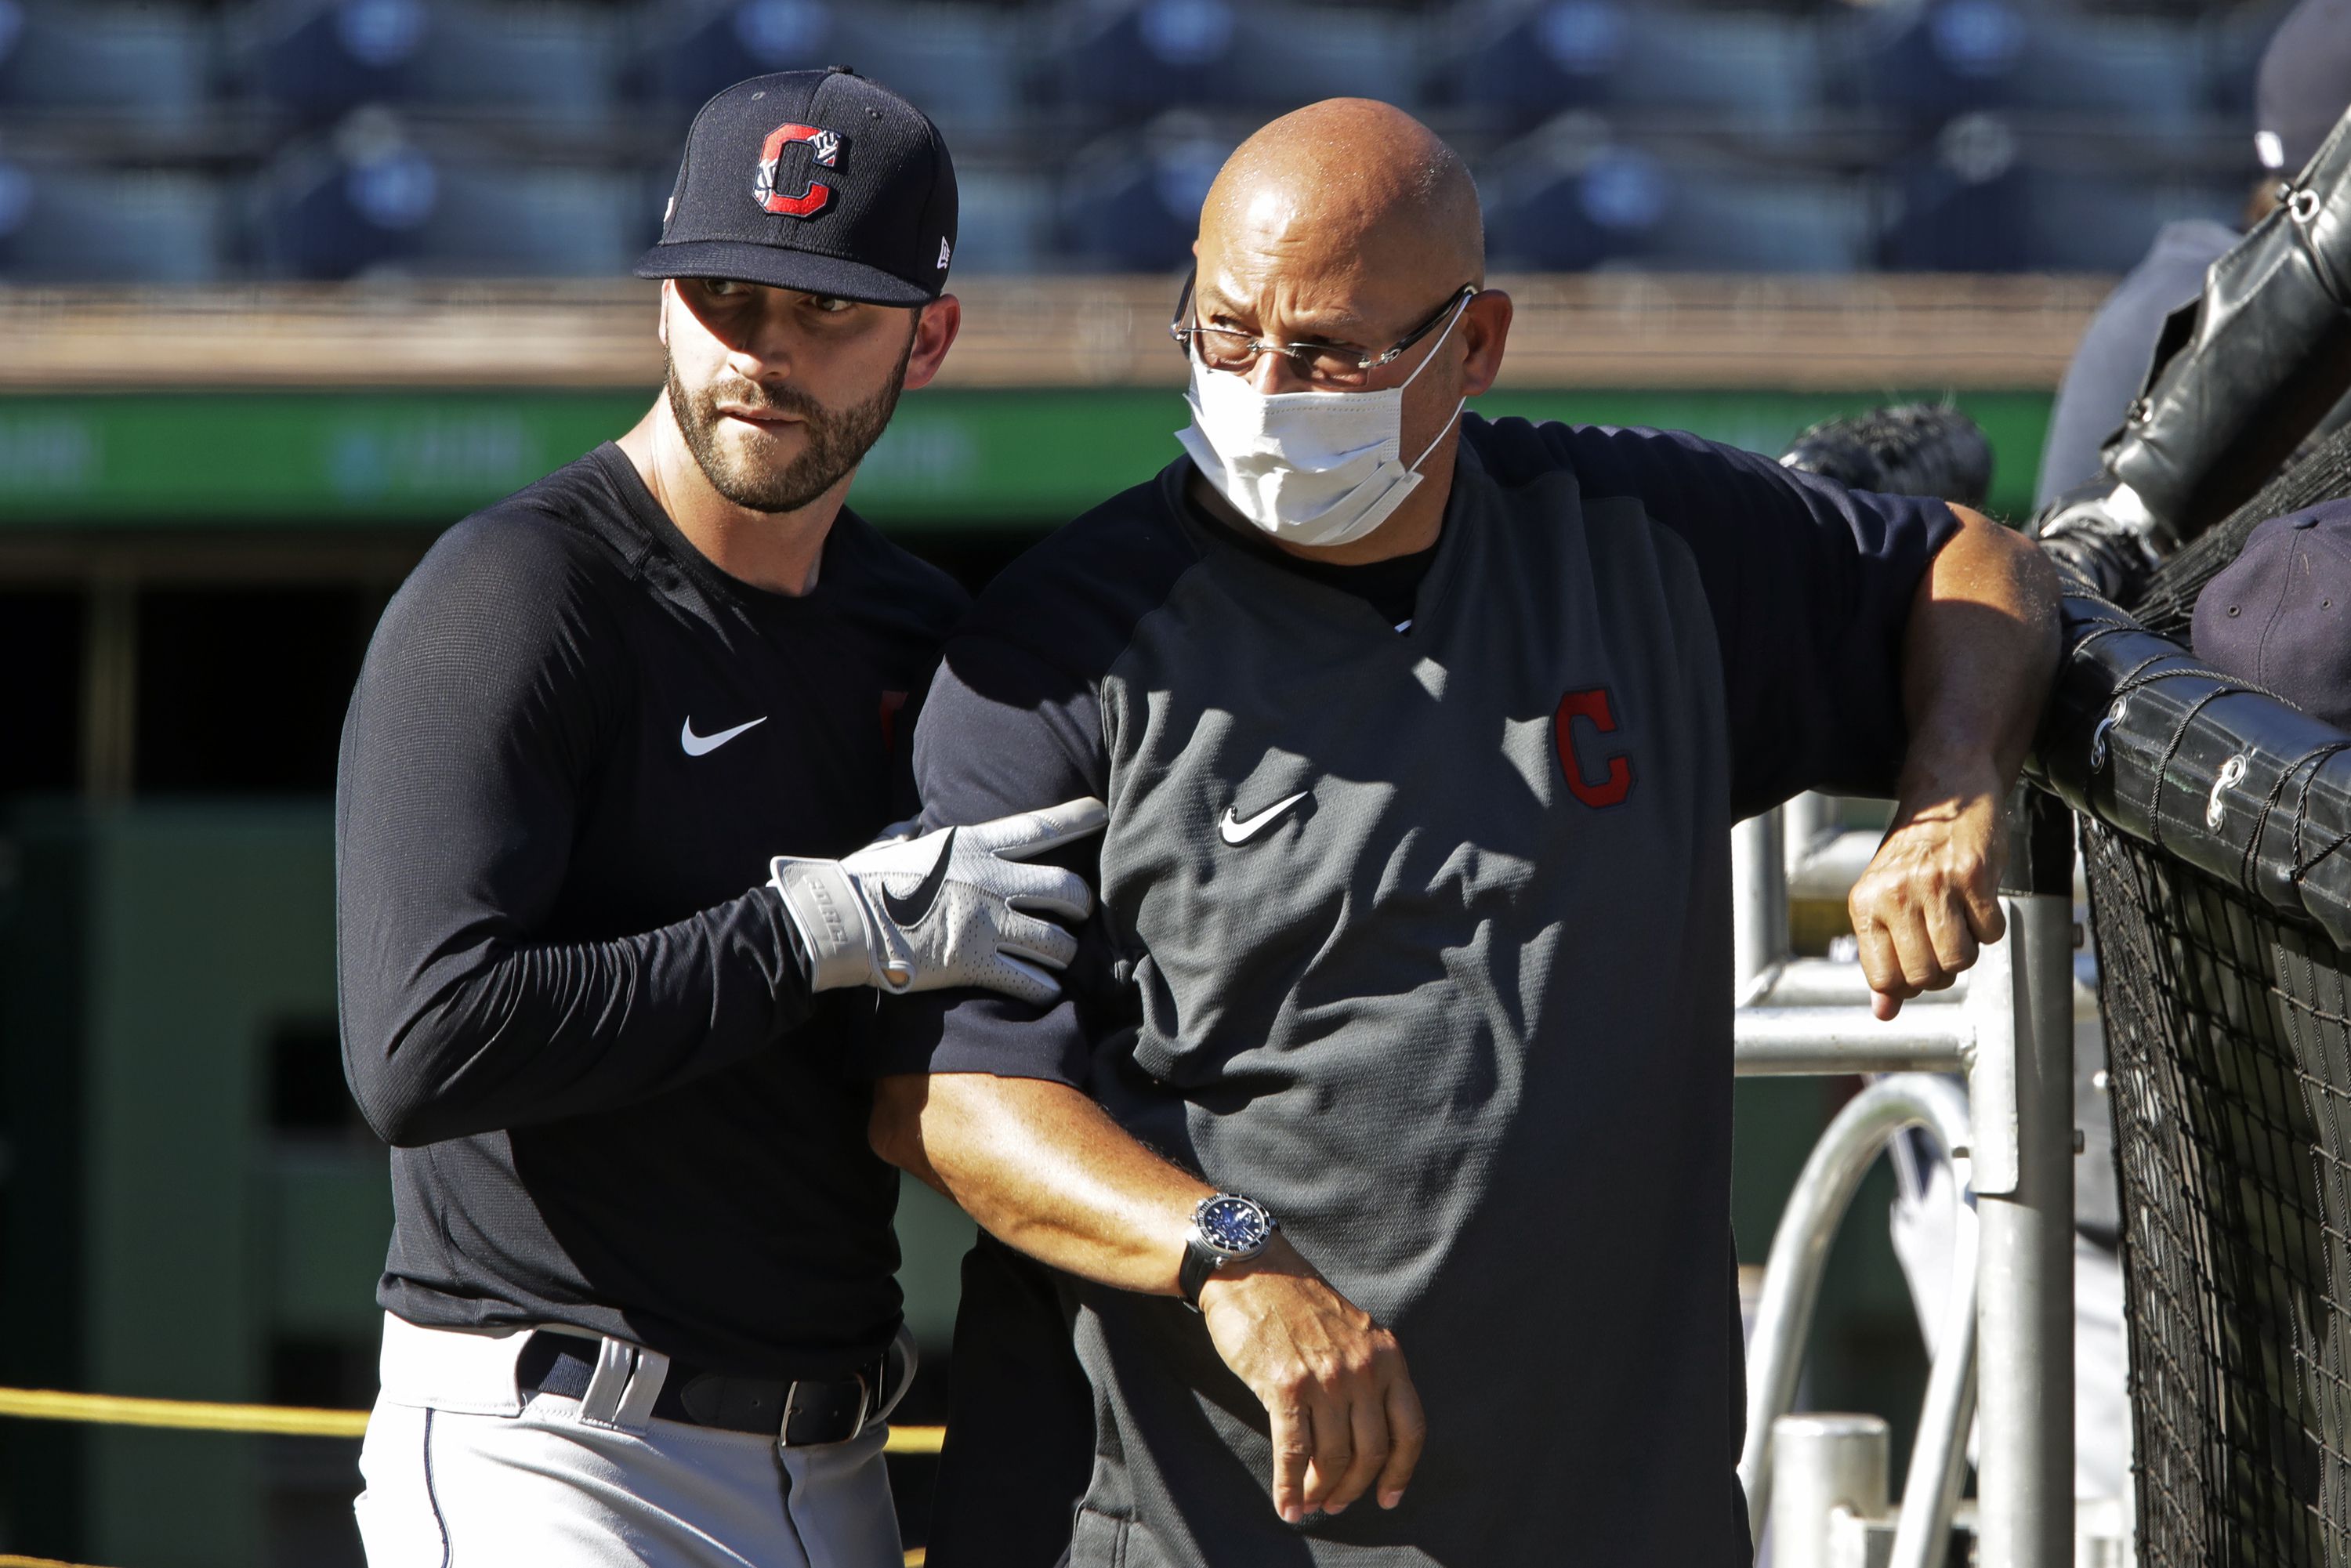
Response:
[337,68,1100,1567]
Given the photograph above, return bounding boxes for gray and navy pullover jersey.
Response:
[888,414,1957,1566]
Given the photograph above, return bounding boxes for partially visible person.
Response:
[336,68,1102,1567]
[2035,0,2351,509]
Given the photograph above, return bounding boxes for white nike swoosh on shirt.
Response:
[680,715,768,757]
[1219,791,1310,846]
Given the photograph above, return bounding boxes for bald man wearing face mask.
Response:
[871,102,2060,1566]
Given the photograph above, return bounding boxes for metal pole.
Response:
[1783,791,1838,869]
[1734,1007,1972,1076]
[1770,1414,1889,1568]
[1742,1074,1976,1555]
[1969,890,2075,1568]
[1733,809,1789,998]
[1744,957,1967,1012]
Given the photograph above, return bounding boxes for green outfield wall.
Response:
[0,388,2056,530]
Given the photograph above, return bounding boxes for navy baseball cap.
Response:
[635,67,957,307]
[2193,498,2351,732]
[2257,0,2351,173]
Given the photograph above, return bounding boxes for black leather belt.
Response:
[516,1332,891,1447]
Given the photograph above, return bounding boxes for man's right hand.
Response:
[770,798,1107,1005]
[1197,1234,1425,1523]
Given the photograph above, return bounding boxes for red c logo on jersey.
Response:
[1555,687,1633,809]
[755,124,842,219]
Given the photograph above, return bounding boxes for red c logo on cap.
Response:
[755,124,842,219]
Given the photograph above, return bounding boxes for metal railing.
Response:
[1731,804,2080,1568]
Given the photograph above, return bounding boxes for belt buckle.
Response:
[775,1367,871,1453]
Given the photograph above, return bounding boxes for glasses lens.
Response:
[1187,330,1371,387]
[1191,328,1257,372]
[1298,346,1370,389]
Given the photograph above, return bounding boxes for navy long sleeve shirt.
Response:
[337,441,964,1377]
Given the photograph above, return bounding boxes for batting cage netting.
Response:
[2035,418,2351,1565]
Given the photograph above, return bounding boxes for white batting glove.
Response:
[770,798,1107,1006]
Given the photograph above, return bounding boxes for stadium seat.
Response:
[1482,136,1874,273]
[0,161,226,283]
[248,129,647,279]
[1055,118,1237,272]
[237,0,431,125]
[2202,0,2295,120]
[947,160,1052,274]
[1434,0,1829,139]
[1042,0,1244,123]
[1835,0,2211,144]
[407,5,625,133]
[237,2,630,131]
[0,1,212,136]
[1878,114,2241,271]
[1221,5,1429,115]
[637,0,1029,141]
[1045,0,1427,124]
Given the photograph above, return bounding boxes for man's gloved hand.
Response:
[1780,402,1994,509]
[770,798,1107,1006]
[2031,482,2168,603]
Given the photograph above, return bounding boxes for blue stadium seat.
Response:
[408,5,625,132]
[249,134,645,279]
[946,161,1052,274]
[1436,1,1828,138]
[1056,121,1236,272]
[638,0,1027,141]
[2203,0,2295,120]
[0,161,226,283]
[1222,5,1429,114]
[238,0,432,125]
[0,1,212,135]
[1835,0,2210,143]
[1483,139,1872,273]
[1879,114,2241,270]
[1044,0,1244,124]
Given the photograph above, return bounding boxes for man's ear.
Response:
[903,295,962,393]
[1458,289,1512,400]
[656,279,672,347]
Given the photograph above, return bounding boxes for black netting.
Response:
[2085,816,2351,1564]
[2069,369,2351,1565]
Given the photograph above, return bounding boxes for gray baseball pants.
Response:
[355,1312,905,1568]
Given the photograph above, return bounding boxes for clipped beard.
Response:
[666,347,909,516]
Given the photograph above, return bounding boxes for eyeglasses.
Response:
[1168,270,1476,390]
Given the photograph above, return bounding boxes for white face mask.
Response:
[1176,295,1469,549]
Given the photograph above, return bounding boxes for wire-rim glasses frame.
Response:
[1168,268,1477,389]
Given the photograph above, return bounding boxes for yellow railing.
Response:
[0,1384,944,1452]
[0,1552,929,1567]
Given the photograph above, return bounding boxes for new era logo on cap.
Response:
[635,67,958,308]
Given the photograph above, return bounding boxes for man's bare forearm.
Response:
[1849,505,2060,1015]
[869,1068,1429,1519]
[1896,504,2061,805]
[871,1071,1207,1295]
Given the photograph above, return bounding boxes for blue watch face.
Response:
[1197,1195,1273,1255]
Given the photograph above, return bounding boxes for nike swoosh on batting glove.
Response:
[769,797,1107,1006]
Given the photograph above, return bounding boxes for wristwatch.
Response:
[1179,1193,1278,1310]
